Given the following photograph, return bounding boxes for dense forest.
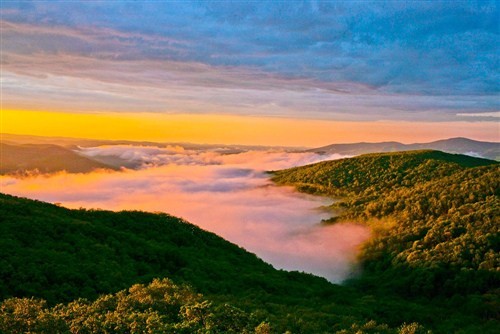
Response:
[1,278,274,333]
[272,150,499,329]
[1,150,498,333]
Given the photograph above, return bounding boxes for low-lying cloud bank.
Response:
[76,144,346,170]
[1,146,369,282]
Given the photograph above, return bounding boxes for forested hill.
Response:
[271,150,497,197]
[271,150,499,326]
[0,193,332,305]
[0,194,342,333]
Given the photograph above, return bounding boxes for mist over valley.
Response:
[1,141,369,282]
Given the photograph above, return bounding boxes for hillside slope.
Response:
[272,150,499,324]
[0,193,332,305]
[0,143,116,174]
[0,193,359,333]
[272,150,497,197]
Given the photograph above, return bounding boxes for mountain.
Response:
[1,191,498,333]
[0,142,117,175]
[0,193,364,333]
[310,137,500,160]
[271,150,498,197]
[0,192,319,304]
[0,192,339,332]
[271,150,499,329]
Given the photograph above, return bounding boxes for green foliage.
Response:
[271,150,497,198]
[0,278,263,333]
[272,150,500,332]
[0,192,412,333]
[274,151,500,290]
[2,276,448,334]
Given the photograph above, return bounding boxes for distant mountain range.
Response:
[309,137,500,160]
[0,133,282,174]
[2,134,498,175]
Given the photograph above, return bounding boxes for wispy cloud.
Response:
[456,111,500,118]
[0,146,367,281]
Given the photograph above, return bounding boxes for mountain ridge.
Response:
[0,192,431,333]
[309,137,500,160]
[271,150,499,330]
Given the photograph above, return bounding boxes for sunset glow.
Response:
[3,109,498,147]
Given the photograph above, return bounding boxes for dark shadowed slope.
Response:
[0,142,116,174]
[310,137,500,160]
[0,192,293,304]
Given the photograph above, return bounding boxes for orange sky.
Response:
[1,110,499,147]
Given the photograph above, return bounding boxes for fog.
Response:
[1,146,370,282]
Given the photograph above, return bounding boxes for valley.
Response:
[1,147,498,333]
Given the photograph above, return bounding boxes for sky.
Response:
[0,145,369,281]
[1,0,499,145]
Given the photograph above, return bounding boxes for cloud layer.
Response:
[0,146,368,282]
[1,1,498,121]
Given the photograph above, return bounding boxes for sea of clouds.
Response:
[1,145,369,282]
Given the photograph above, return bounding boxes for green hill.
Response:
[0,193,349,332]
[0,193,333,305]
[2,191,498,333]
[271,150,499,325]
[271,150,497,198]
[0,143,116,175]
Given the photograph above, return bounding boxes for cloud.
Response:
[0,146,368,282]
[76,144,348,170]
[456,111,500,118]
[1,1,498,121]
[2,1,498,94]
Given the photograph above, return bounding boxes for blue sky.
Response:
[1,0,499,123]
